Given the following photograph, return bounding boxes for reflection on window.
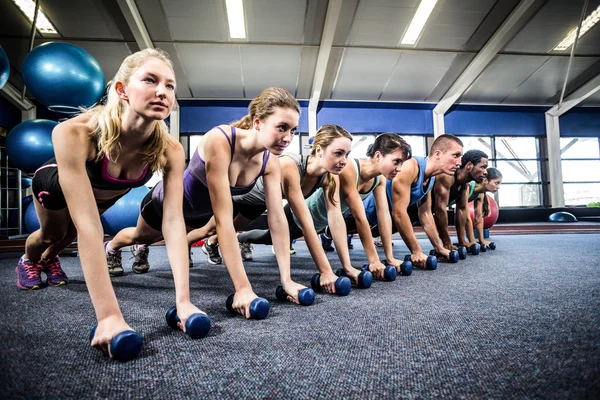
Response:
[350,135,375,158]
[497,184,541,207]
[402,135,426,157]
[564,183,600,206]
[495,160,539,183]
[560,138,600,159]
[496,137,537,159]
[456,136,492,155]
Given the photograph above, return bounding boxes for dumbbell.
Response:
[467,243,480,255]
[361,263,396,281]
[452,244,468,259]
[335,268,373,289]
[225,294,270,319]
[385,259,413,276]
[483,242,497,250]
[275,285,315,306]
[480,243,488,252]
[89,326,143,362]
[165,306,211,339]
[429,249,458,263]
[311,273,351,296]
[404,254,437,270]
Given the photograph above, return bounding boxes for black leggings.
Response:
[236,204,303,245]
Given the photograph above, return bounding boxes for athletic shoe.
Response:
[130,245,150,274]
[16,256,43,290]
[347,234,354,250]
[105,242,124,277]
[290,245,296,255]
[240,242,253,261]
[42,256,68,286]
[320,234,334,252]
[202,239,223,265]
[374,236,383,247]
[189,247,194,268]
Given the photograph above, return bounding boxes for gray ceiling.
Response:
[1,0,600,107]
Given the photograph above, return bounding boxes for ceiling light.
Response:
[12,0,57,34]
[401,0,438,46]
[554,5,600,51]
[225,0,246,39]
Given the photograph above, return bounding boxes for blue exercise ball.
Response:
[6,119,57,174]
[22,177,33,189]
[101,186,150,236]
[548,211,578,223]
[0,46,9,90]
[22,42,105,113]
[24,200,41,233]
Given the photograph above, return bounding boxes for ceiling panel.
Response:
[176,44,243,98]
[0,0,36,37]
[240,45,302,98]
[461,55,550,103]
[296,47,319,99]
[503,56,600,104]
[417,0,496,50]
[381,51,457,101]
[42,0,123,39]
[246,0,306,43]
[504,0,600,55]
[345,0,416,47]
[138,0,173,42]
[331,48,401,100]
[582,89,600,105]
[162,0,229,41]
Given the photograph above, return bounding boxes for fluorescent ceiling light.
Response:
[12,0,57,34]
[225,0,246,39]
[554,5,600,51]
[401,0,438,45]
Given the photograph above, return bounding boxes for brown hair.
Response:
[232,87,300,129]
[430,134,463,155]
[311,124,353,206]
[366,133,412,161]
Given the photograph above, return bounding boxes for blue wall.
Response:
[176,100,600,138]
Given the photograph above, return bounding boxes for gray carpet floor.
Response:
[0,233,599,399]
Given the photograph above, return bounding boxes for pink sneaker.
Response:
[42,256,69,286]
[16,256,43,290]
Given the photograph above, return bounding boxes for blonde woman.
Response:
[19,48,203,361]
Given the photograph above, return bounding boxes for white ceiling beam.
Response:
[546,73,600,117]
[308,0,343,135]
[433,0,541,117]
[0,82,35,111]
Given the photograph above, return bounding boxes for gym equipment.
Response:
[404,254,437,270]
[100,186,150,235]
[22,42,105,113]
[226,294,270,319]
[6,119,57,174]
[548,211,578,222]
[0,46,9,89]
[468,194,499,230]
[89,325,143,362]
[165,306,211,339]
[275,286,315,306]
[336,268,373,289]
[361,263,396,281]
[24,200,40,233]
[310,273,351,296]
[429,249,458,263]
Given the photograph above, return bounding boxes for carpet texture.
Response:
[0,233,599,399]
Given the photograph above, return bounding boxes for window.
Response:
[561,137,600,206]
[458,136,492,155]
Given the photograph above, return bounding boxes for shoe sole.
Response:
[109,270,124,277]
[47,281,68,286]
[132,268,150,274]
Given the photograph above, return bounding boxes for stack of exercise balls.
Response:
[8,42,145,235]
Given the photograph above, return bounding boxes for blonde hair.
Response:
[87,48,174,173]
[232,87,300,129]
[311,124,353,206]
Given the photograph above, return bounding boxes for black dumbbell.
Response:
[165,306,211,339]
[429,249,458,263]
[311,273,352,296]
[89,326,143,362]
[275,285,315,306]
[335,268,373,289]
[361,263,397,281]
[225,294,270,319]
[404,254,437,270]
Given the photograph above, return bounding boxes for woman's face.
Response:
[256,107,299,155]
[318,137,352,175]
[121,57,176,121]
[484,177,502,193]
[377,149,405,180]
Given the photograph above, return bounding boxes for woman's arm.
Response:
[204,127,255,318]
[373,179,398,267]
[160,138,204,322]
[324,175,353,271]
[339,164,385,279]
[280,157,337,293]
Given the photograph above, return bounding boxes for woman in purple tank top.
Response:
[16,49,204,361]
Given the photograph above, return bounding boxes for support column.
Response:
[545,113,564,208]
[432,110,445,138]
